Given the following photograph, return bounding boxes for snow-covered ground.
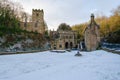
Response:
[0,50,120,80]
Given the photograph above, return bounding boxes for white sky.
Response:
[11,0,120,30]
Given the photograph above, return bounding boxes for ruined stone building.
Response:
[20,9,47,34]
[50,25,77,50]
[84,14,100,51]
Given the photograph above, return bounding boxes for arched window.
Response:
[24,22,27,27]
[65,42,69,49]
[54,44,56,49]
[35,21,38,27]
[36,13,39,16]
[69,36,72,39]
[66,36,68,39]
[70,42,73,49]
[59,45,62,48]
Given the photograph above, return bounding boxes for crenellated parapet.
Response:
[20,9,47,34]
[32,9,44,12]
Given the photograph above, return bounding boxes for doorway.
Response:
[70,42,73,49]
[65,42,69,49]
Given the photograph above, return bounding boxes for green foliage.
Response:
[105,29,120,43]
[44,31,50,40]
[0,0,22,36]
[57,23,72,31]
[71,5,120,43]
[0,0,46,49]
[72,23,87,40]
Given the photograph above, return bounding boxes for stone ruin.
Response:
[84,14,100,51]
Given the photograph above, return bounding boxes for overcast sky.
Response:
[12,0,120,30]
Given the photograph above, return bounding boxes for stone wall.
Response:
[20,9,46,34]
[84,14,100,51]
[51,30,77,50]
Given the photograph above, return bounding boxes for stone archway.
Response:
[65,42,69,49]
[54,44,56,50]
[70,42,73,49]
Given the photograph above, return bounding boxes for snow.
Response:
[0,50,120,80]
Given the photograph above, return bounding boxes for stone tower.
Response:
[32,9,45,34]
[84,14,100,51]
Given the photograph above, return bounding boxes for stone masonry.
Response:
[20,9,47,34]
[50,26,77,50]
[84,14,100,51]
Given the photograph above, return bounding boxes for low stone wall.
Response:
[102,48,120,54]
[0,49,48,55]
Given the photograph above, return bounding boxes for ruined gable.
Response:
[84,14,100,51]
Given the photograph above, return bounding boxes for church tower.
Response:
[32,9,45,34]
